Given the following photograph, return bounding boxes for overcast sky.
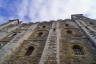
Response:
[0,0,96,24]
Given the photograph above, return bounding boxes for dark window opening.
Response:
[38,32,43,37]
[65,24,69,27]
[89,22,93,25]
[72,45,84,55]
[12,33,17,36]
[8,33,17,37]
[42,26,46,28]
[53,28,56,31]
[25,46,34,56]
[66,30,72,34]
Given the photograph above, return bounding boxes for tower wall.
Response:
[0,14,96,64]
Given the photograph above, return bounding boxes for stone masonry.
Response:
[0,14,96,64]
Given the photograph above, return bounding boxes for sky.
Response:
[0,0,96,24]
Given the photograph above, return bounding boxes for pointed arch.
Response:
[66,30,72,34]
[72,45,84,55]
[25,46,34,56]
[42,26,46,28]
[38,32,43,37]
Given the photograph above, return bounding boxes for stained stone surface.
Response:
[0,14,96,64]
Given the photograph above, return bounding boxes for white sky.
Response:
[18,0,96,22]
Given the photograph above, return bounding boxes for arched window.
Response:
[8,32,17,37]
[38,32,43,37]
[89,22,93,25]
[42,26,46,28]
[65,24,69,27]
[25,46,34,56]
[72,45,84,55]
[53,28,56,31]
[66,30,72,34]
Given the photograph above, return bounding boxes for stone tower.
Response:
[0,14,96,64]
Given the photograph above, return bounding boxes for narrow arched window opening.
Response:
[12,33,17,36]
[8,32,17,37]
[38,32,43,37]
[72,45,84,55]
[53,28,56,31]
[65,24,69,27]
[66,30,72,34]
[89,22,93,25]
[42,26,46,28]
[25,46,34,56]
